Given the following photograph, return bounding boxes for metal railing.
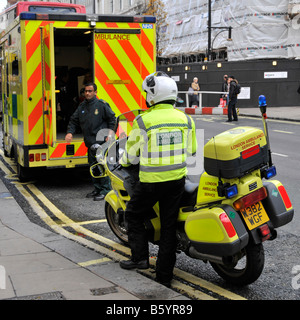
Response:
[178,91,225,109]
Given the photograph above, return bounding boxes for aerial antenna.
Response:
[258,95,272,167]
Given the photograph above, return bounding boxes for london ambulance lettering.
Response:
[94,22,156,117]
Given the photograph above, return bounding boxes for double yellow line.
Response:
[0,150,246,300]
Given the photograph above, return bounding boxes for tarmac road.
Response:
[1,112,299,300]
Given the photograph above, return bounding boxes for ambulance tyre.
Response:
[105,202,129,245]
[17,163,32,182]
[210,243,265,286]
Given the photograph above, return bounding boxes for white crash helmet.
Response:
[142,71,178,107]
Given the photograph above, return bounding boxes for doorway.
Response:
[53,28,93,139]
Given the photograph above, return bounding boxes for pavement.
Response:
[237,106,300,122]
[0,106,299,301]
[179,105,300,122]
[0,178,187,301]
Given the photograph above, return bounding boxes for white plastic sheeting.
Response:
[160,0,300,61]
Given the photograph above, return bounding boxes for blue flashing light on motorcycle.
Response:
[261,165,277,179]
[225,184,238,199]
[258,95,267,107]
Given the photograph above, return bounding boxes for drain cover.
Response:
[7,291,65,300]
[90,286,118,296]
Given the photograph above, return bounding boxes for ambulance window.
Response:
[12,58,19,76]
[28,6,76,13]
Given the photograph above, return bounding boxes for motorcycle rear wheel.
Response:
[210,243,265,286]
[105,202,129,244]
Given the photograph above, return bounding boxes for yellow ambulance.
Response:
[0,5,156,180]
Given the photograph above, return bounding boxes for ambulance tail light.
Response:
[29,153,47,162]
[233,187,267,211]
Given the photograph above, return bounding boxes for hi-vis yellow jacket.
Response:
[120,104,198,183]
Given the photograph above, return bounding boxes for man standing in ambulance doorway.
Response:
[65,82,116,201]
[119,72,198,287]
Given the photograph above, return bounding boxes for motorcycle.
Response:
[91,96,294,286]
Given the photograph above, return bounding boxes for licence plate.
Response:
[240,201,269,230]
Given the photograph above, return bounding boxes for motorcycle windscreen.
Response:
[93,29,147,116]
[114,109,147,139]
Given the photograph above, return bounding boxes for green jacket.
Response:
[67,97,116,148]
[121,104,198,183]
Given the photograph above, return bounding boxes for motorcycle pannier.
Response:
[184,206,249,256]
[204,127,268,178]
[262,181,294,228]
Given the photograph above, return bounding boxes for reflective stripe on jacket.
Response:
[121,104,197,183]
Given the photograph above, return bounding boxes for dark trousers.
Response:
[125,177,185,282]
[88,148,111,195]
[228,97,238,121]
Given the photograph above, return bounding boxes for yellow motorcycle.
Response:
[91,96,293,286]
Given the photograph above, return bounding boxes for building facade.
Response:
[2,0,299,107]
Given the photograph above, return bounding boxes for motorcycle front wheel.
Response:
[105,202,129,244]
[210,243,265,286]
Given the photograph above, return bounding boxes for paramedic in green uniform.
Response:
[65,82,116,201]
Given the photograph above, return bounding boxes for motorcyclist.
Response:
[119,72,197,287]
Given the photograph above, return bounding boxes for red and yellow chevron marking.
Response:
[49,141,88,159]
[23,19,155,164]
[94,22,156,117]
[24,20,90,146]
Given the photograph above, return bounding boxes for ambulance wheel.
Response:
[105,202,129,244]
[210,243,265,286]
[17,163,32,182]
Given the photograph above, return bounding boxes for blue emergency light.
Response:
[261,165,277,179]
[258,95,267,107]
[225,184,238,199]
[20,12,37,20]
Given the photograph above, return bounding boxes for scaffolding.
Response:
[160,0,300,61]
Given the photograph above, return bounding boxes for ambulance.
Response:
[0,2,156,181]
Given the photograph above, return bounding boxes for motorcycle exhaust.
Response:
[188,246,225,265]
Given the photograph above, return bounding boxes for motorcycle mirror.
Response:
[90,143,101,153]
[90,163,106,178]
